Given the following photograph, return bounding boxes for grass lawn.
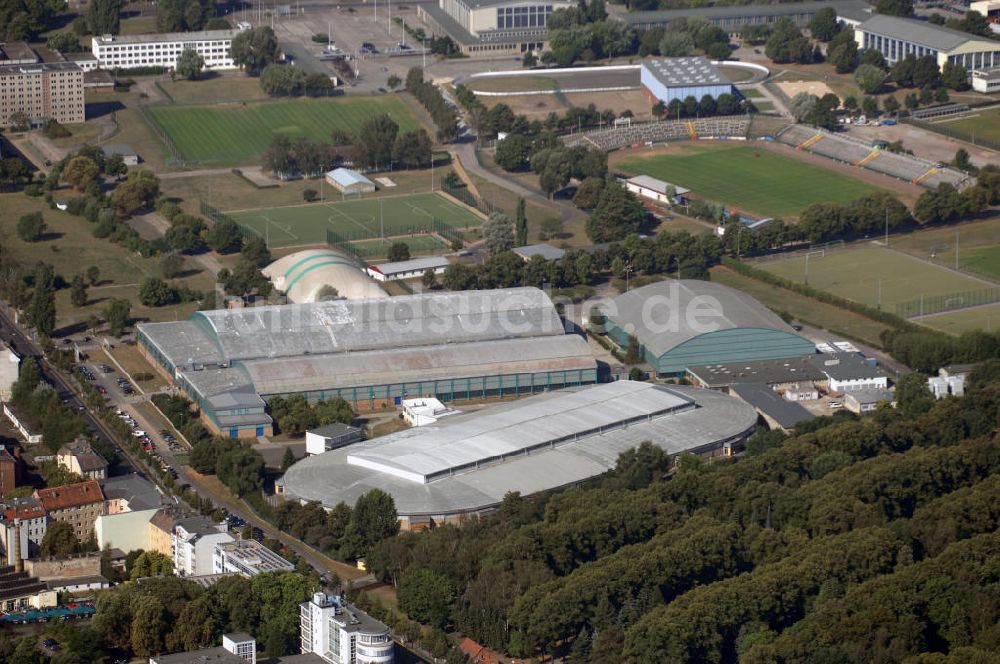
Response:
[148,96,422,165]
[717,65,756,83]
[710,265,893,348]
[739,88,763,99]
[467,76,557,93]
[105,343,168,391]
[758,245,991,311]
[754,102,775,113]
[156,76,271,104]
[920,303,1000,335]
[226,192,483,249]
[0,192,214,336]
[936,107,1000,143]
[119,16,158,35]
[889,216,1000,282]
[617,143,880,218]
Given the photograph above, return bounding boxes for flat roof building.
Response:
[264,249,388,303]
[366,256,450,282]
[640,57,734,105]
[511,244,566,262]
[855,14,1000,71]
[418,0,575,56]
[809,353,887,393]
[686,356,824,389]
[325,168,376,194]
[284,381,757,528]
[213,539,295,577]
[137,288,597,437]
[91,27,247,71]
[0,61,84,127]
[301,592,393,664]
[730,383,813,432]
[620,0,872,32]
[625,175,691,206]
[305,422,363,456]
[601,280,815,376]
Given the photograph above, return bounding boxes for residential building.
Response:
[212,539,295,577]
[418,0,575,56]
[90,27,248,71]
[0,341,18,401]
[624,175,690,206]
[173,516,234,576]
[223,633,257,664]
[148,508,177,558]
[401,398,460,427]
[151,634,325,664]
[0,42,39,66]
[365,256,450,282]
[809,353,888,393]
[325,168,376,194]
[36,480,105,542]
[640,57,735,106]
[0,498,47,563]
[0,61,85,127]
[844,388,896,413]
[305,422,363,456]
[95,508,159,553]
[101,473,163,514]
[855,14,1000,71]
[511,244,566,262]
[300,592,394,663]
[56,439,108,480]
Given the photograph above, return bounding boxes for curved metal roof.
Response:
[603,279,798,359]
[263,249,387,303]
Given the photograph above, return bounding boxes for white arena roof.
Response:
[263,249,387,303]
[283,381,758,517]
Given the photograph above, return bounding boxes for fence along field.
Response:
[220,192,484,250]
[147,96,421,166]
[757,245,998,317]
[615,143,881,219]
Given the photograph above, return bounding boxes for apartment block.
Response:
[0,61,85,126]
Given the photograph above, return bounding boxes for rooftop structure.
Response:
[325,168,375,194]
[264,249,388,303]
[138,288,597,437]
[809,353,887,392]
[213,539,294,577]
[855,14,1000,71]
[730,383,813,431]
[366,256,450,282]
[601,280,815,375]
[0,42,38,65]
[305,422,363,456]
[402,397,461,426]
[284,381,757,527]
[511,244,566,262]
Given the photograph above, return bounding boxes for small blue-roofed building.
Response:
[640,56,734,105]
[325,167,376,194]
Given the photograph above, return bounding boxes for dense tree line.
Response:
[364,368,1000,661]
[156,0,216,32]
[404,67,460,141]
[273,488,399,561]
[259,64,336,97]
[8,358,85,452]
[267,394,354,435]
[0,0,62,40]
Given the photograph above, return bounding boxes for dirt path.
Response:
[158,167,237,180]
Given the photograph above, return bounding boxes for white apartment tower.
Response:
[300,593,393,664]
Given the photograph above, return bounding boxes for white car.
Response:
[133,429,146,437]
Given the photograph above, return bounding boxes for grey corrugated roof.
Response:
[512,244,566,261]
[369,256,450,276]
[846,388,894,404]
[325,168,374,187]
[809,353,884,381]
[857,14,984,51]
[309,422,361,437]
[731,382,813,428]
[283,382,757,515]
[626,175,691,196]
[621,0,869,24]
[100,474,163,511]
[644,57,729,87]
[604,280,798,359]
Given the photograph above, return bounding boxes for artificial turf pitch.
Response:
[148,96,421,165]
[226,192,483,249]
[618,143,880,218]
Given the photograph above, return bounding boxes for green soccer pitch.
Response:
[617,143,881,218]
[148,96,421,165]
[225,192,483,249]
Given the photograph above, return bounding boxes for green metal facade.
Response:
[606,323,815,376]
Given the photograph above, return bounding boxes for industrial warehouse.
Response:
[600,280,816,375]
[136,288,597,437]
[282,381,758,528]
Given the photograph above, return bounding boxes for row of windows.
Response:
[496,4,553,29]
[862,33,937,62]
[100,41,231,52]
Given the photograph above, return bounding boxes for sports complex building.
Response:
[619,0,872,34]
[262,249,388,303]
[418,0,575,55]
[600,280,815,376]
[136,288,597,437]
[855,14,1000,71]
[282,380,758,528]
[640,57,735,105]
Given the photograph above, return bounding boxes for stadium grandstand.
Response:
[136,289,598,438]
[776,124,968,189]
[262,249,388,303]
[282,381,758,528]
[561,116,751,150]
[600,280,815,375]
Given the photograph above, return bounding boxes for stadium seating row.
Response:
[561,116,751,151]
[776,124,967,190]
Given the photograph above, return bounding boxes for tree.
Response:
[281,447,296,471]
[952,148,973,173]
[765,18,812,64]
[828,39,858,74]
[809,7,839,41]
[421,268,437,289]
[16,212,46,242]
[315,285,341,301]
[393,129,433,168]
[175,48,205,80]
[87,0,123,35]
[913,55,941,89]
[861,95,879,117]
[573,176,604,210]
[483,212,515,257]
[139,278,177,307]
[346,489,399,557]
[494,134,532,172]
[47,32,83,53]
[941,62,969,91]
[86,265,101,286]
[260,63,307,96]
[586,182,643,242]
[40,520,78,556]
[358,114,399,169]
[63,156,100,191]
[788,92,818,122]
[131,595,167,657]
[515,197,528,246]
[876,0,913,16]
[130,551,173,580]
[104,153,127,178]
[387,74,401,89]
[387,242,411,262]
[854,64,887,94]
[659,31,693,57]
[103,298,131,336]
[882,95,900,115]
[230,26,278,75]
[112,169,160,214]
[27,263,55,337]
[7,111,30,131]
[207,219,244,254]
[625,334,642,364]
[895,372,935,417]
[160,253,184,279]
[398,568,456,629]
[70,274,88,307]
